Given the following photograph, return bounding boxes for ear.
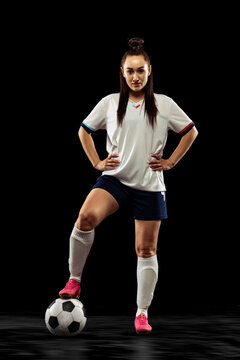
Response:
[120,67,125,78]
[148,65,152,76]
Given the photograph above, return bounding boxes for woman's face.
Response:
[121,55,151,94]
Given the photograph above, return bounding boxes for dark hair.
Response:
[117,37,158,128]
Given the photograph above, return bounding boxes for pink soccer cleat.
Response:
[59,279,81,299]
[134,314,152,334]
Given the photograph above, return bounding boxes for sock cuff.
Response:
[75,225,94,234]
[137,255,157,263]
[71,225,95,244]
[137,255,158,273]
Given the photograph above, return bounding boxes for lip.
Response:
[132,83,141,87]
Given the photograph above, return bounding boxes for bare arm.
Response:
[149,126,198,171]
[78,127,101,168]
[78,127,120,171]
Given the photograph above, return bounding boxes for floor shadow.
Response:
[1,308,240,359]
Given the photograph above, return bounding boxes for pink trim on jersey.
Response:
[179,121,194,134]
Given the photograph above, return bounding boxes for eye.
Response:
[127,70,134,74]
[138,69,144,73]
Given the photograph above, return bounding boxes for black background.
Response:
[3,4,238,316]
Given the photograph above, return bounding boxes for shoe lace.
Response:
[138,314,146,323]
[66,279,75,287]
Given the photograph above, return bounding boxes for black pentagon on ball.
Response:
[62,300,75,312]
[68,321,80,333]
[49,316,59,329]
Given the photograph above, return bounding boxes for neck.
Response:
[128,90,145,102]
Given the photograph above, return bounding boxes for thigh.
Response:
[135,220,161,257]
[77,188,120,229]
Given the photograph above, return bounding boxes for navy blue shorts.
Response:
[92,175,167,221]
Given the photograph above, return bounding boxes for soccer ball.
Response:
[45,298,87,337]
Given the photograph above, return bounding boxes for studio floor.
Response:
[1,307,240,359]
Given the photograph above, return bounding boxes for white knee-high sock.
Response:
[136,255,158,318]
[68,225,95,282]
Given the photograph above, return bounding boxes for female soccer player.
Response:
[59,37,198,334]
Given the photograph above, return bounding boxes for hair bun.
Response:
[128,37,144,50]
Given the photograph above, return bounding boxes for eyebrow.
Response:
[126,66,145,70]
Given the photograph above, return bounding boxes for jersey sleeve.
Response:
[80,97,107,134]
[168,98,195,135]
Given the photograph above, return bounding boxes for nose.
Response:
[133,72,139,81]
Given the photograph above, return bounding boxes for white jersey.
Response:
[81,93,194,191]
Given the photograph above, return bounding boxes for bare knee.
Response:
[75,210,97,231]
[136,247,156,258]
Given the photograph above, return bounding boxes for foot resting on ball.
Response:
[59,279,81,299]
[134,313,152,334]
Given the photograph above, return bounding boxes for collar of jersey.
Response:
[128,98,144,109]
